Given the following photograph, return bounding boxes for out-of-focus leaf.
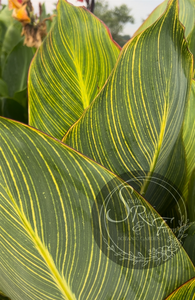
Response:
[165,277,195,299]
[28,0,121,140]
[1,21,23,72]
[133,0,195,38]
[187,169,195,223]
[2,40,34,98]
[13,87,28,108]
[183,223,195,266]
[0,117,195,300]
[0,7,12,28]
[182,81,195,200]
[0,97,27,123]
[0,79,8,97]
[188,25,195,77]
[64,0,192,202]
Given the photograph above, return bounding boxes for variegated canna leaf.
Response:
[63,0,193,205]
[0,117,195,300]
[28,0,120,140]
[187,25,195,77]
[165,277,195,299]
[182,80,195,200]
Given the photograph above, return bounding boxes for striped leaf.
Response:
[0,117,195,300]
[133,0,195,38]
[182,81,195,200]
[165,277,195,299]
[187,25,195,77]
[63,0,193,201]
[28,0,120,140]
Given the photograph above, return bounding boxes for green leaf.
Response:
[28,0,121,140]
[182,80,195,200]
[187,25,195,78]
[1,21,23,73]
[165,277,195,299]
[64,0,193,197]
[0,117,195,300]
[0,79,8,97]
[133,0,195,38]
[13,87,28,108]
[2,40,34,98]
[0,97,28,123]
[0,7,12,28]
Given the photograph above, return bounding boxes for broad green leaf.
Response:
[2,40,34,98]
[0,79,8,97]
[1,21,23,73]
[133,0,195,38]
[183,223,195,265]
[13,87,28,108]
[182,81,195,200]
[0,7,12,28]
[0,117,195,300]
[187,25,195,77]
[165,277,195,299]
[28,0,121,140]
[64,0,193,198]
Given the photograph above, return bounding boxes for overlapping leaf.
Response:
[133,0,195,38]
[2,40,34,98]
[0,117,195,300]
[28,0,120,140]
[182,80,195,200]
[187,25,195,77]
[165,277,195,299]
[64,0,193,203]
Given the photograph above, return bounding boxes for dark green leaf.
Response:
[2,41,34,98]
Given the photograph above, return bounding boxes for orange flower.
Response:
[8,0,22,10]
[12,5,31,24]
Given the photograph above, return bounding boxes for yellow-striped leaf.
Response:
[0,117,195,300]
[133,0,195,38]
[187,25,195,77]
[165,277,195,299]
[182,80,195,200]
[28,0,120,140]
[63,0,193,201]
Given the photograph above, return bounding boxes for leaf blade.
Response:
[1,117,195,300]
[28,0,120,140]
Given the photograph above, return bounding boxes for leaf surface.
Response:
[182,81,195,200]
[64,0,193,199]
[2,40,34,98]
[0,117,195,300]
[28,0,120,140]
[165,277,195,299]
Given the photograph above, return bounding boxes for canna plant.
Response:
[0,0,195,299]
